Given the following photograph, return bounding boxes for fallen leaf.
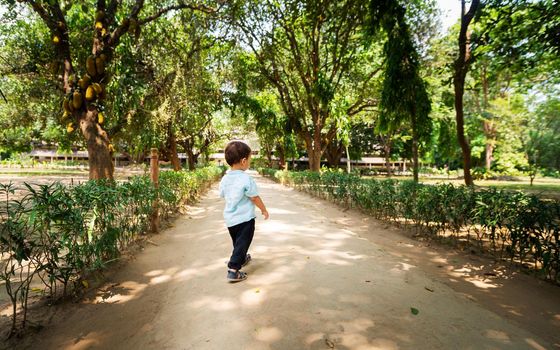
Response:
[365,280,371,283]
[255,289,260,293]
[411,307,419,315]
[325,338,335,348]
[424,287,434,292]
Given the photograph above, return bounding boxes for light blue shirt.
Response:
[219,170,259,227]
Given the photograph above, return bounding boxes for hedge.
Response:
[259,168,559,284]
[0,166,223,336]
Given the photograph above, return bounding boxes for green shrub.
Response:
[259,168,560,284]
[0,166,222,336]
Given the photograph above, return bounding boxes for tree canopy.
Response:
[0,0,558,182]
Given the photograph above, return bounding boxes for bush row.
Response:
[0,166,223,336]
[259,168,559,284]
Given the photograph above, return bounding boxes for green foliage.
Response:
[0,166,223,335]
[260,168,560,284]
[526,98,560,172]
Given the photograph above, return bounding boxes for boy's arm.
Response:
[250,196,269,220]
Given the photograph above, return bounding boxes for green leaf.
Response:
[410,307,419,315]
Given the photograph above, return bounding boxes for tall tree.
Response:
[231,0,377,171]
[374,1,432,183]
[453,0,479,186]
[1,0,216,179]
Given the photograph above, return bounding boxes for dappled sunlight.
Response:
[394,262,416,272]
[15,177,557,350]
[240,287,266,306]
[145,269,164,277]
[484,329,512,343]
[253,326,283,343]
[246,266,297,285]
[267,207,297,215]
[63,331,102,350]
[499,303,524,317]
[189,296,237,311]
[465,278,499,289]
[525,338,549,350]
[92,281,147,304]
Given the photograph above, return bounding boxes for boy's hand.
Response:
[262,209,269,220]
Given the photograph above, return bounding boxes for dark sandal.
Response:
[227,269,247,282]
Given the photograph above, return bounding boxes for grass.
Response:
[366,175,560,200]
[0,169,88,176]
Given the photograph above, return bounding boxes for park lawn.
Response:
[0,167,146,178]
[423,177,560,200]
[0,169,88,176]
[367,175,560,200]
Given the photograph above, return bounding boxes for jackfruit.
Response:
[67,123,74,133]
[66,96,74,112]
[72,91,82,110]
[78,74,91,90]
[98,112,104,124]
[63,98,73,113]
[95,57,105,75]
[53,35,60,44]
[95,21,103,30]
[85,86,96,101]
[86,56,97,77]
[92,83,103,95]
[96,10,105,21]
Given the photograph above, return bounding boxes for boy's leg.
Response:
[227,219,255,270]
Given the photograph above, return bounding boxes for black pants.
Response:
[227,219,255,270]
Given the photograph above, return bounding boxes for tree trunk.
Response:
[303,132,322,171]
[265,146,273,167]
[484,120,495,171]
[346,145,351,174]
[81,109,114,180]
[325,141,344,168]
[482,62,495,171]
[382,137,392,177]
[453,0,479,186]
[186,149,197,171]
[277,144,286,170]
[168,126,181,171]
[412,133,419,183]
[308,148,322,171]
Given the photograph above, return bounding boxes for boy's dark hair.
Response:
[224,141,251,166]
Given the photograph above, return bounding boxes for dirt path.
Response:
[6,173,560,349]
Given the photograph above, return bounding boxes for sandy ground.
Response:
[2,172,560,350]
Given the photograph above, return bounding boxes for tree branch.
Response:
[0,87,7,103]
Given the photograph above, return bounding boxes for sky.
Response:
[0,1,461,32]
[436,0,462,32]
